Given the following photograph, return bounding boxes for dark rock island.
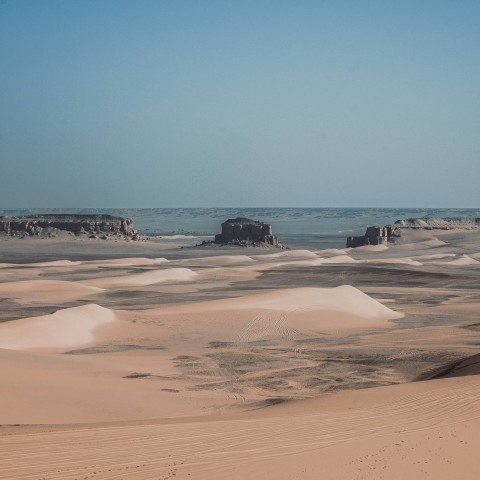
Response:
[0,214,140,240]
[214,217,283,247]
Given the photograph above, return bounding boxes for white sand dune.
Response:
[159,234,202,239]
[414,253,456,260]
[175,255,254,265]
[85,267,197,287]
[252,250,319,259]
[219,286,402,319]
[349,244,389,252]
[0,257,169,269]
[423,238,448,246]
[0,259,82,268]
[314,248,348,255]
[432,255,480,266]
[29,259,82,267]
[84,257,169,267]
[403,238,447,248]
[278,258,324,267]
[318,254,356,263]
[197,266,263,282]
[161,286,402,323]
[0,304,116,350]
[133,286,402,345]
[361,257,423,266]
[0,279,102,303]
[279,255,356,267]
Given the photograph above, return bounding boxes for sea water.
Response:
[2,208,480,250]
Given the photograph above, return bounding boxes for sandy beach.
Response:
[1,230,479,479]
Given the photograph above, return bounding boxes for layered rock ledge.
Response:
[394,217,480,230]
[0,214,139,240]
[346,217,480,248]
[214,217,282,247]
[346,226,400,248]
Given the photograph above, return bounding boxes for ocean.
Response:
[1,208,479,250]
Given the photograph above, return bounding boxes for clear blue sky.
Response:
[1,0,479,207]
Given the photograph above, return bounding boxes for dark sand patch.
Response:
[64,344,165,355]
[417,353,480,380]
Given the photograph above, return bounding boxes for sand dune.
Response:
[27,259,82,267]
[314,248,348,255]
[318,254,356,263]
[122,286,403,347]
[414,253,456,260]
[277,255,356,268]
[436,255,480,266]
[422,238,448,246]
[0,279,102,303]
[252,249,319,259]
[349,244,389,251]
[1,233,479,480]
[0,304,116,350]
[197,266,263,283]
[418,353,480,379]
[277,258,324,267]
[361,257,423,266]
[1,375,478,479]
[158,285,403,324]
[219,285,402,318]
[160,234,201,239]
[0,347,212,424]
[84,267,197,287]
[84,257,169,267]
[0,259,82,268]
[174,254,254,265]
[403,238,448,248]
[0,257,169,269]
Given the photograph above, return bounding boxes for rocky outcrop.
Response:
[0,214,139,239]
[394,217,480,230]
[346,217,480,248]
[346,226,399,248]
[214,217,281,247]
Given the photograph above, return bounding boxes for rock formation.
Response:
[346,226,399,248]
[346,217,480,248]
[0,214,139,239]
[214,217,281,247]
[393,217,480,230]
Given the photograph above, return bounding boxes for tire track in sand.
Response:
[1,378,480,479]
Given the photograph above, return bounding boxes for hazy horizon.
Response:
[1,1,479,208]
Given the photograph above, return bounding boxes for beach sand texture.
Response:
[0,230,479,479]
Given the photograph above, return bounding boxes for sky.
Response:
[0,0,479,208]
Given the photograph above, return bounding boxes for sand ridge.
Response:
[83,267,198,288]
[0,279,103,304]
[1,375,479,479]
[184,285,403,318]
[0,304,116,350]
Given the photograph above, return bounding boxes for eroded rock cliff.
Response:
[0,214,138,239]
[346,226,399,248]
[214,217,281,247]
[394,217,480,230]
[346,217,480,248]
